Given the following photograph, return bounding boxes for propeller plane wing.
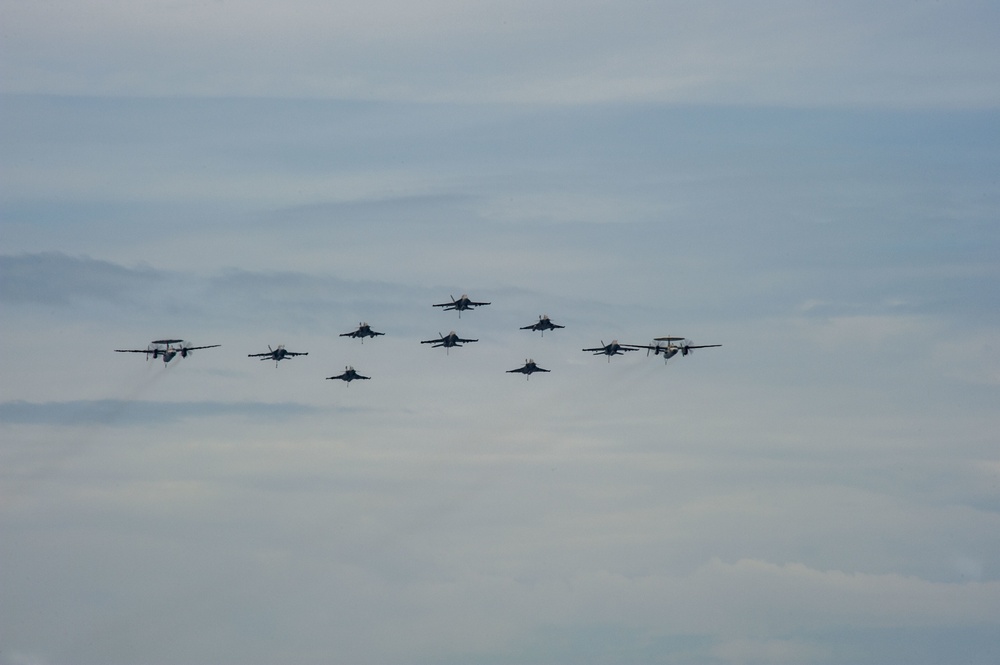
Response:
[625,337,722,363]
[115,340,221,363]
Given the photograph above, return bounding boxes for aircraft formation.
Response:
[115,293,720,383]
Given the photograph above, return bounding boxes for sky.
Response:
[1,2,999,664]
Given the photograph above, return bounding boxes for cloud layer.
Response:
[2,1,999,106]
[2,3,999,662]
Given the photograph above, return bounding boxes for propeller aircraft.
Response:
[625,337,722,363]
[520,315,565,336]
[248,345,308,366]
[115,339,221,363]
[433,294,490,317]
[506,359,550,379]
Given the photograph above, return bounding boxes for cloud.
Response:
[467,558,1000,662]
[0,253,161,306]
[2,1,998,106]
[2,25,999,664]
[709,637,830,664]
[0,399,322,426]
[682,558,1000,629]
[0,654,51,665]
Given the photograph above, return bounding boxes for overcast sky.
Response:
[2,2,999,664]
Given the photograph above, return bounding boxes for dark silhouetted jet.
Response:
[340,322,385,343]
[248,345,308,367]
[582,340,638,362]
[506,359,550,379]
[520,315,565,336]
[326,366,370,384]
[433,294,490,318]
[115,339,221,363]
[420,331,478,354]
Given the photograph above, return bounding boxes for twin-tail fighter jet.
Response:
[115,339,221,363]
[248,345,308,366]
[506,359,550,379]
[433,294,490,318]
[582,340,639,362]
[420,331,478,354]
[326,366,370,384]
[519,315,565,336]
[340,322,385,342]
[625,337,722,364]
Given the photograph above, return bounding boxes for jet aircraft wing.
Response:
[432,297,490,308]
[248,350,308,357]
[507,365,549,373]
[327,369,370,381]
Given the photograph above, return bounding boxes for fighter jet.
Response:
[582,340,639,362]
[420,331,478,354]
[519,315,565,336]
[248,345,308,367]
[506,359,550,379]
[326,366,370,384]
[340,322,385,343]
[625,337,722,364]
[432,294,490,318]
[115,339,221,363]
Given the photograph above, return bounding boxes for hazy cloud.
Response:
[2,1,999,106]
[0,253,161,306]
[0,399,322,426]
[2,5,998,663]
